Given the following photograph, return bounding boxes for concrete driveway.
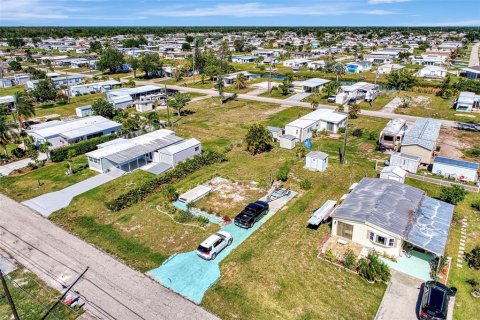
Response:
[22,169,124,216]
[0,153,47,176]
[376,270,423,320]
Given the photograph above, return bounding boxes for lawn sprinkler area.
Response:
[148,190,297,304]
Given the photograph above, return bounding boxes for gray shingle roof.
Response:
[332,178,454,255]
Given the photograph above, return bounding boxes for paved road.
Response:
[469,42,480,67]
[22,170,125,216]
[0,194,219,320]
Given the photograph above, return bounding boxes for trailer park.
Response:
[1,38,480,320]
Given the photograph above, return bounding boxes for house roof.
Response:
[279,134,296,140]
[286,118,317,129]
[391,152,421,162]
[307,151,329,160]
[160,138,200,155]
[267,126,283,133]
[301,108,347,124]
[434,156,479,170]
[0,95,15,104]
[292,78,330,88]
[402,118,441,151]
[332,178,454,256]
[381,166,406,178]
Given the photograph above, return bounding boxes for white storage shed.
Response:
[380,166,407,183]
[279,134,296,149]
[305,151,329,172]
[390,152,421,174]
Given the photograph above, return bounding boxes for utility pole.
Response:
[341,116,348,164]
[164,84,171,128]
[41,267,89,320]
[268,59,273,96]
[0,268,20,320]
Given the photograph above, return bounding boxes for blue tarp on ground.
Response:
[148,192,297,304]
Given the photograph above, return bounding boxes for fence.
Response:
[406,173,480,193]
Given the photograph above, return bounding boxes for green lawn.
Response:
[34,93,105,118]
[0,268,81,320]
[358,91,397,111]
[405,179,480,320]
[0,85,24,96]
[259,88,294,99]
[0,156,96,201]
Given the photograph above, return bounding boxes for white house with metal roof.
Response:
[68,80,122,97]
[106,85,163,109]
[401,118,441,165]
[432,156,479,182]
[85,129,201,174]
[27,116,122,148]
[292,78,330,93]
[454,91,480,112]
[284,108,347,142]
[26,74,87,90]
[331,178,454,258]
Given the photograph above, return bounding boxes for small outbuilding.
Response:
[389,152,421,173]
[268,126,284,141]
[305,151,329,172]
[432,156,479,182]
[76,105,93,118]
[279,134,296,149]
[380,166,407,183]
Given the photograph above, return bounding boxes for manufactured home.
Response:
[432,157,479,182]
[401,118,441,165]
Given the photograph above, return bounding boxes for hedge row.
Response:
[50,134,118,162]
[105,150,227,212]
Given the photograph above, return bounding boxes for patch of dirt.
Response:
[437,127,478,158]
[411,96,431,107]
[195,177,266,218]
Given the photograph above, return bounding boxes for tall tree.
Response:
[233,73,248,89]
[31,78,57,102]
[13,91,35,129]
[167,92,191,118]
[128,56,140,78]
[140,53,161,78]
[386,69,417,90]
[92,99,115,119]
[98,47,125,73]
[0,112,15,158]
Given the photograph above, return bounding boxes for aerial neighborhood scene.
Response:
[1,1,480,319]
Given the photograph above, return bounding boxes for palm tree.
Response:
[39,141,51,160]
[13,91,35,130]
[167,92,191,118]
[333,62,345,82]
[233,73,248,90]
[214,76,225,101]
[0,113,16,159]
[310,95,320,110]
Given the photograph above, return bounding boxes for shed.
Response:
[76,105,93,118]
[268,126,284,141]
[390,152,421,174]
[432,156,479,182]
[279,134,296,149]
[178,185,212,205]
[305,151,329,172]
[380,166,407,183]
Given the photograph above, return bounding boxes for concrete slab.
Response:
[0,153,47,176]
[286,92,311,102]
[22,171,124,216]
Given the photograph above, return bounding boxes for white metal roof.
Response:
[108,85,161,96]
[70,80,122,90]
[0,95,15,104]
[286,118,317,129]
[29,116,121,139]
[160,138,200,155]
[302,108,347,124]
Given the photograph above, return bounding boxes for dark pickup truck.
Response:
[234,201,269,229]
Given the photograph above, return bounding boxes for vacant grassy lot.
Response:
[394,91,480,122]
[0,268,81,320]
[34,93,104,118]
[0,85,24,96]
[0,156,95,201]
[406,179,480,320]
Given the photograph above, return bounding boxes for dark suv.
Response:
[234,201,269,229]
[419,281,454,320]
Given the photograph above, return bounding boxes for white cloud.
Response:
[143,2,396,17]
[368,0,410,4]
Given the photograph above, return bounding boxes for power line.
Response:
[0,268,20,320]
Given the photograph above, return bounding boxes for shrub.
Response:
[357,251,391,282]
[245,124,272,155]
[338,127,346,134]
[324,249,336,262]
[351,128,363,137]
[162,185,178,202]
[175,210,193,223]
[105,151,226,211]
[276,162,290,182]
[465,145,480,159]
[465,246,480,270]
[195,216,209,227]
[367,132,377,141]
[343,249,357,270]
[300,179,312,190]
[471,200,480,211]
[50,134,117,162]
[439,185,467,205]
[11,147,25,158]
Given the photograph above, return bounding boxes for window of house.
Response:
[388,239,395,247]
[337,222,353,240]
[195,146,199,151]
[376,235,386,245]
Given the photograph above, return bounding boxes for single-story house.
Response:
[389,152,421,174]
[454,91,480,112]
[284,108,347,141]
[223,71,256,85]
[292,78,330,93]
[380,166,407,183]
[377,63,404,75]
[416,66,448,79]
[307,60,326,70]
[279,134,296,149]
[28,116,121,148]
[460,66,480,80]
[305,151,329,172]
[252,49,286,58]
[68,80,122,97]
[107,85,163,109]
[85,129,201,173]
[432,156,479,182]
[26,74,86,90]
[346,61,372,73]
[75,105,93,118]
[364,54,393,65]
[283,58,311,69]
[331,178,454,258]
[0,95,16,111]
[337,82,378,103]
[0,74,31,88]
[378,118,407,151]
[401,118,441,165]
[231,55,257,64]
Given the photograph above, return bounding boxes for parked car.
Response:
[327,96,336,103]
[419,281,455,320]
[196,231,233,260]
[234,201,269,229]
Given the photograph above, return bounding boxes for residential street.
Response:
[0,194,219,320]
[468,42,480,67]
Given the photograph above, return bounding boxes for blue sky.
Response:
[0,0,479,27]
